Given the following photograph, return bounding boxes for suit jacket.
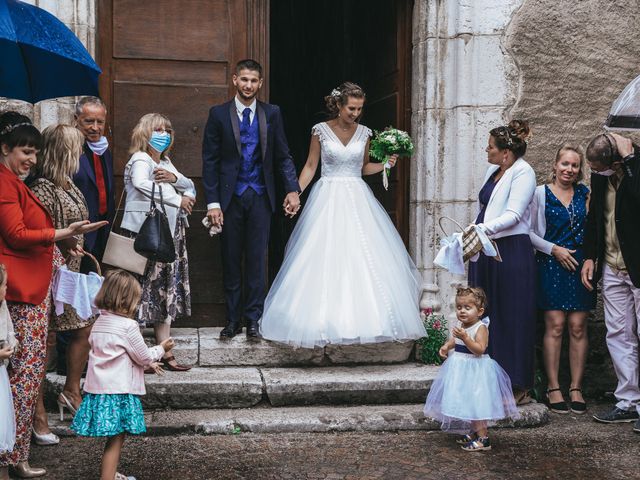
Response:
[83,311,165,395]
[584,150,640,287]
[0,164,55,305]
[73,144,115,251]
[477,158,537,239]
[202,99,299,211]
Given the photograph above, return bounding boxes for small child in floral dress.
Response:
[71,269,174,480]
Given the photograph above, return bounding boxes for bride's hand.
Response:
[387,154,399,168]
[283,192,301,218]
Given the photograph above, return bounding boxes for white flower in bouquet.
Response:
[369,127,414,190]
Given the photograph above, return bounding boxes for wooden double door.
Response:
[98,0,413,327]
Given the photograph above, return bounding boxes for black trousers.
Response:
[220,189,272,325]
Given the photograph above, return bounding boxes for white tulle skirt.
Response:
[260,176,426,348]
[423,352,520,433]
[0,365,15,454]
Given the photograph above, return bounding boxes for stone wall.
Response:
[506,0,640,177]
[506,0,640,396]
[0,0,96,127]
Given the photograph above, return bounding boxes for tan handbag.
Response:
[438,216,498,262]
[102,190,148,275]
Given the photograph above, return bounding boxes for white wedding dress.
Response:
[259,122,426,348]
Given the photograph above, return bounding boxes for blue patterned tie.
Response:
[241,107,251,131]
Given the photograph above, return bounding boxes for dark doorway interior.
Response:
[269,0,413,278]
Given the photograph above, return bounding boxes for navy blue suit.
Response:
[72,143,115,265]
[202,100,299,325]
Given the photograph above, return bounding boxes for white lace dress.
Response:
[259,122,426,348]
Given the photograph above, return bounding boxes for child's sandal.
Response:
[114,473,136,480]
[461,436,492,451]
[455,433,477,445]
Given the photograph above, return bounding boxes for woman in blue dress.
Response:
[530,144,596,415]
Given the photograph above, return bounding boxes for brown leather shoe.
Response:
[161,355,192,372]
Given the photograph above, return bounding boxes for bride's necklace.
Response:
[334,120,352,132]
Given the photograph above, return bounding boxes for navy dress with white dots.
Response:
[536,184,596,311]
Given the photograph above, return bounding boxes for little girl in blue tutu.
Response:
[424,287,520,451]
[71,270,174,480]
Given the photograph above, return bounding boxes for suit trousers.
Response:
[602,264,640,413]
[220,188,271,325]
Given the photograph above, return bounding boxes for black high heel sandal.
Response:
[546,387,569,414]
[569,387,587,414]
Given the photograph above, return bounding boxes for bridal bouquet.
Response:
[369,127,414,190]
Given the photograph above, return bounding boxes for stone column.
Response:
[0,0,97,128]
[410,0,523,323]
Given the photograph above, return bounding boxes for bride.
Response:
[259,82,426,348]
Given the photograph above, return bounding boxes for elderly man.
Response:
[73,96,115,268]
[582,132,640,433]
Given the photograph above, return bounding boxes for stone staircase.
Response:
[44,328,549,434]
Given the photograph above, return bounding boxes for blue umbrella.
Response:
[0,0,101,103]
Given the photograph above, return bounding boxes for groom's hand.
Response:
[207,208,223,227]
[283,191,301,218]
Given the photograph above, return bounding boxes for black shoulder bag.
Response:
[134,182,176,263]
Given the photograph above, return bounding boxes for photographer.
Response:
[581,132,640,431]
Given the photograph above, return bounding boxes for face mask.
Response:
[593,169,615,177]
[148,131,171,153]
[87,136,109,156]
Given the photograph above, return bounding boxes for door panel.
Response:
[98,0,268,327]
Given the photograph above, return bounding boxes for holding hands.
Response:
[283,191,301,218]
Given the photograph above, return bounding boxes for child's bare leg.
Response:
[472,420,488,438]
[101,433,125,480]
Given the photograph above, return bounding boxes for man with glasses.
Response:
[582,132,640,433]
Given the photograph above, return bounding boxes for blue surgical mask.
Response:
[593,169,615,177]
[149,131,171,153]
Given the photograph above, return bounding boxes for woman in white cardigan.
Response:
[530,145,595,414]
[123,113,196,372]
[468,120,537,405]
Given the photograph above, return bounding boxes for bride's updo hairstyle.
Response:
[489,119,531,158]
[324,82,366,120]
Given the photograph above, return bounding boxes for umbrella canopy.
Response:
[605,73,640,131]
[0,0,101,103]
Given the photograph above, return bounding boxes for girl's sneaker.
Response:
[461,436,491,451]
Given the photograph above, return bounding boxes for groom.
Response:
[202,59,301,339]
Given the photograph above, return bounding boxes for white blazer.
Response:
[529,185,555,255]
[122,151,196,236]
[477,158,536,239]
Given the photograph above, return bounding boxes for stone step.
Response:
[45,363,438,409]
[47,403,549,436]
[144,327,416,367]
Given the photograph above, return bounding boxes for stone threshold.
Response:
[146,327,418,367]
[48,403,549,436]
[45,363,439,409]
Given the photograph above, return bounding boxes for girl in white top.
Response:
[0,264,17,459]
[122,113,195,372]
[424,287,520,451]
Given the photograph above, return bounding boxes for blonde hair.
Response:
[0,263,6,286]
[94,269,142,318]
[456,286,487,310]
[129,113,174,158]
[36,125,84,188]
[552,144,585,184]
